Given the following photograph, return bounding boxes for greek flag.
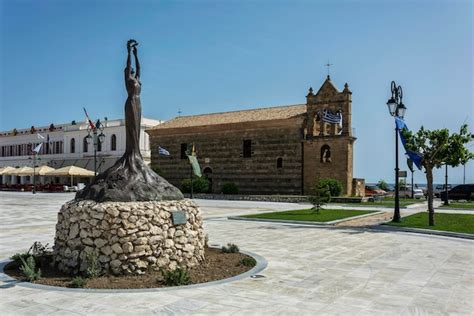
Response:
[158,146,170,156]
[396,117,423,170]
[322,109,342,124]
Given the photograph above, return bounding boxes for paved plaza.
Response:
[0,192,473,315]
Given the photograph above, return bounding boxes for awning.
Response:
[45,166,95,177]
[36,165,55,176]
[0,167,21,175]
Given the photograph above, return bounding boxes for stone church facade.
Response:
[147,76,362,196]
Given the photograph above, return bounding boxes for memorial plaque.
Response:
[172,211,187,225]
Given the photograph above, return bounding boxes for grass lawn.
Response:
[385,212,474,234]
[242,209,376,222]
[439,202,474,210]
[363,198,423,207]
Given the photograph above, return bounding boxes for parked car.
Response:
[440,184,474,201]
[399,187,424,199]
[434,184,452,197]
[365,185,386,197]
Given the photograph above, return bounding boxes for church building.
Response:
[147,76,363,196]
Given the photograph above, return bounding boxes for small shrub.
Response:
[318,178,343,197]
[239,257,256,267]
[20,256,41,281]
[85,250,101,278]
[221,182,239,194]
[10,252,30,265]
[180,177,210,193]
[71,276,87,288]
[221,243,239,253]
[161,268,191,286]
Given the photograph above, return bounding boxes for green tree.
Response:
[318,178,343,197]
[377,180,389,191]
[401,124,473,226]
[308,184,331,213]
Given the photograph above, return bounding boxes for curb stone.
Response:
[229,211,384,226]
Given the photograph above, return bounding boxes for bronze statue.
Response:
[76,40,183,202]
[125,39,141,157]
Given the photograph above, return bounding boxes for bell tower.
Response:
[302,76,356,195]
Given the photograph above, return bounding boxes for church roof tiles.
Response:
[150,104,306,130]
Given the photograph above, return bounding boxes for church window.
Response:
[180,143,188,159]
[83,137,88,153]
[70,138,75,153]
[277,157,283,168]
[111,134,117,151]
[243,140,252,158]
[321,145,331,163]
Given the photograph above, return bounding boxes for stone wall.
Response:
[149,119,304,195]
[54,199,205,275]
[303,136,355,195]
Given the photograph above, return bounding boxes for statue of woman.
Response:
[125,40,141,156]
[76,40,183,202]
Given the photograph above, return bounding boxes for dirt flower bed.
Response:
[4,247,256,289]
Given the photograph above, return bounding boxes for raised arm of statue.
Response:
[133,46,140,79]
[125,45,132,78]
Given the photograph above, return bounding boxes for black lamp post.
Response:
[86,119,105,176]
[386,81,407,223]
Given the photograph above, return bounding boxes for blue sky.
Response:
[0,0,472,184]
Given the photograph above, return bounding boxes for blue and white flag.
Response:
[33,143,43,154]
[158,146,170,156]
[395,117,423,170]
[322,109,342,124]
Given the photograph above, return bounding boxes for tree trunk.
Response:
[426,166,435,226]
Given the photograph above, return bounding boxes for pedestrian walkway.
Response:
[0,192,472,315]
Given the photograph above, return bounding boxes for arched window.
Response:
[111,134,117,151]
[321,145,331,163]
[70,138,75,153]
[277,157,283,169]
[83,137,88,153]
[97,140,102,152]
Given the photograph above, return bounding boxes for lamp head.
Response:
[387,97,397,116]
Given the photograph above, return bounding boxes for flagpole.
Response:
[190,163,194,199]
[32,152,36,194]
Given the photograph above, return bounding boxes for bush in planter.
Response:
[19,256,41,281]
[221,182,239,194]
[318,178,343,197]
[180,177,210,193]
[161,268,190,286]
[221,243,239,253]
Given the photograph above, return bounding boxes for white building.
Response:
[0,118,161,184]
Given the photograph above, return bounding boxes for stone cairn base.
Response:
[54,199,205,275]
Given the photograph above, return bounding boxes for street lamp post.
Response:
[86,119,105,176]
[386,81,407,223]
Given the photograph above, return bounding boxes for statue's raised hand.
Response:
[133,46,137,55]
